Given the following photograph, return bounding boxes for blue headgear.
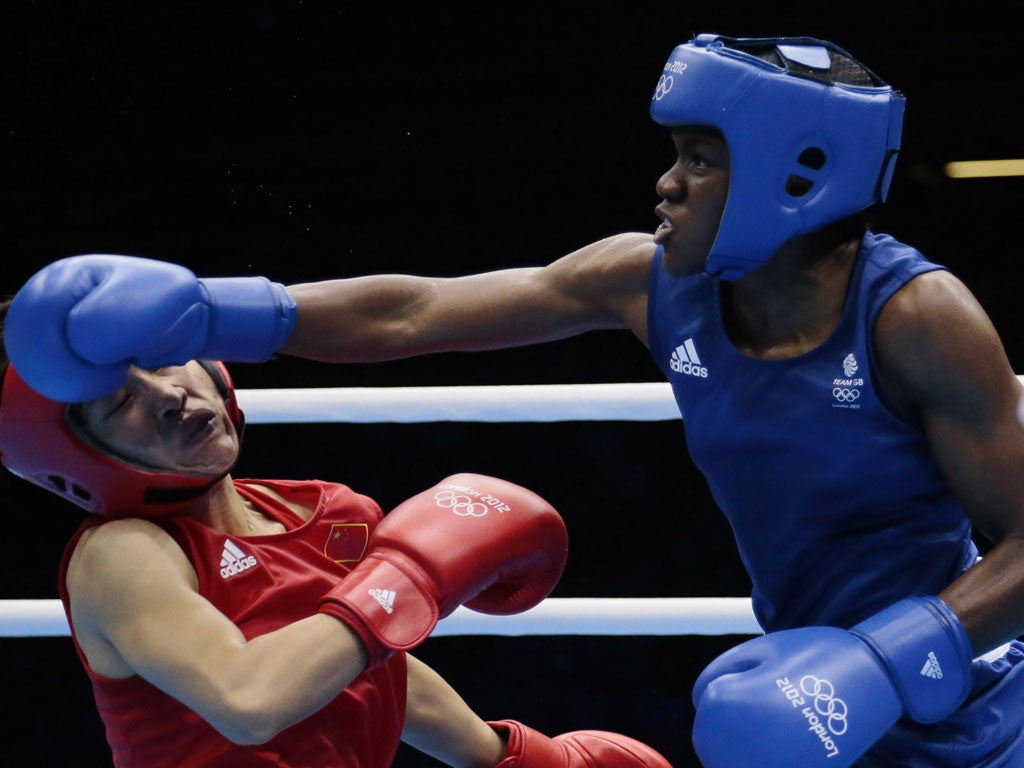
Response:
[650,34,906,280]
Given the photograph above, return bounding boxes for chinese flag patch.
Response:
[324,523,369,563]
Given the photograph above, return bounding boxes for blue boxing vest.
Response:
[647,232,977,633]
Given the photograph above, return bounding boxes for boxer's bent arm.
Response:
[402,655,505,768]
[282,232,655,362]
[874,269,1024,654]
[66,519,368,745]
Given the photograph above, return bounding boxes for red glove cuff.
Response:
[489,720,563,768]
[488,719,674,768]
[317,599,395,670]
[318,551,440,666]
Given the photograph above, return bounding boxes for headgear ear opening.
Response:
[650,33,906,280]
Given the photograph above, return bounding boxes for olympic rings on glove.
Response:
[799,675,849,735]
[434,490,489,517]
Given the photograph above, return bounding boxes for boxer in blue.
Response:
[6,33,1024,767]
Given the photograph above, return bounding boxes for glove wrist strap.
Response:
[199,277,297,361]
[850,596,972,722]
[319,552,440,653]
[488,720,562,768]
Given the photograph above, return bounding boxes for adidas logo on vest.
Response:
[220,539,258,579]
[669,338,709,378]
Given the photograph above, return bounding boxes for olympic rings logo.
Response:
[799,675,848,735]
[832,387,860,403]
[433,490,488,517]
[653,74,673,100]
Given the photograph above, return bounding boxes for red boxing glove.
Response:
[489,720,674,768]
[319,474,568,666]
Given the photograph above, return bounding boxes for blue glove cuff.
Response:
[850,596,972,723]
[199,277,297,362]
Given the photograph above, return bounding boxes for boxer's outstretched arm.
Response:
[4,233,653,401]
[281,232,655,362]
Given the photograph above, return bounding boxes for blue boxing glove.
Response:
[691,596,973,768]
[4,254,297,402]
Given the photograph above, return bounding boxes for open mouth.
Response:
[654,212,674,244]
[181,411,216,444]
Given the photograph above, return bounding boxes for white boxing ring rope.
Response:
[0,597,761,639]
[237,382,684,424]
[6,377,898,640]
[8,377,1024,637]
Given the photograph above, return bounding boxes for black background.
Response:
[1,3,1021,766]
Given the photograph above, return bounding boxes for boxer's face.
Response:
[71,362,240,477]
[653,126,729,276]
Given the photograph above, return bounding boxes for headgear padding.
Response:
[650,34,906,279]
[0,360,245,518]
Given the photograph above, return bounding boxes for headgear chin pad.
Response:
[650,34,906,280]
[0,360,245,518]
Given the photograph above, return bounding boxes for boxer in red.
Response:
[0,354,671,768]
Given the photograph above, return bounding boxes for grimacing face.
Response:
[70,362,240,477]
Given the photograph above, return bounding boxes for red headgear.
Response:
[0,361,245,518]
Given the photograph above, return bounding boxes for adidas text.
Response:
[220,539,258,579]
[670,339,709,378]
[672,360,708,378]
[220,555,257,578]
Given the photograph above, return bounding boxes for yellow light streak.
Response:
[943,159,1024,178]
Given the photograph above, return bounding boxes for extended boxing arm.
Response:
[281,233,654,363]
[5,236,654,401]
[5,254,296,402]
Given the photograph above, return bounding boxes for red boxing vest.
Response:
[58,479,407,768]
